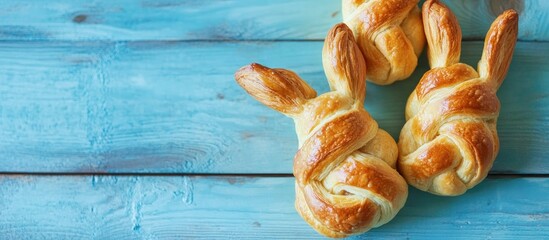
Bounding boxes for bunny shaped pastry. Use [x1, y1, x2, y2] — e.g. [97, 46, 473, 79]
[236, 24, 407, 237]
[398, 0, 518, 196]
[343, 0, 425, 85]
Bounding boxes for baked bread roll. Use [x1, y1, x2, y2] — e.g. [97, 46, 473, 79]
[342, 0, 425, 85]
[398, 0, 518, 196]
[236, 24, 407, 237]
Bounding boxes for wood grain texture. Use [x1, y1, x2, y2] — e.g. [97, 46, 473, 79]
[0, 175, 547, 239]
[0, 0, 338, 41]
[0, 41, 547, 174]
[447, 0, 549, 41]
[0, 0, 546, 41]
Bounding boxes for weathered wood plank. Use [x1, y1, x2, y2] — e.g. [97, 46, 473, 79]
[0, 0, 546, 41]
[0, 41, 547, 174]
[0, 0, 338, 41]
[447, 0, 549, 41]
[0, 175, 547, 239]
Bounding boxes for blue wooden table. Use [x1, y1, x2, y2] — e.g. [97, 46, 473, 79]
[0, 0, 548, 239]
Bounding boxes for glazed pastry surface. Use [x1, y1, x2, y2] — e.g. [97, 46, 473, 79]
[398, 0, 518, 196]
[236, 24, 407, 237]
[342, 0, 425, 85]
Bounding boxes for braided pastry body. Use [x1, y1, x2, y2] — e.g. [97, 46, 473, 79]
[398, 0, 518, 196]
[343, 0, 425, 85]
[236, 24, 407, 237]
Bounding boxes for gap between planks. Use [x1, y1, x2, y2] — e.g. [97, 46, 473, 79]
[0, 39, 543, 43]
[0, 172, 547, 178]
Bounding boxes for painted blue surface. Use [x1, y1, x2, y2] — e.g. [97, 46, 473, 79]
[0, 176, 547, 239]
[0, 41, 547, 174]
[0, 0, 547, 238]
[0, 0, 546, 41]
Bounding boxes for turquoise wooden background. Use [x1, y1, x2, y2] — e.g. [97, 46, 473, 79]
[0, 0, 547, 238]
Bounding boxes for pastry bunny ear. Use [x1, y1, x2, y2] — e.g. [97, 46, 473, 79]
[478, 10, 519, 90]
[322, 23, 367, 101]
[422, 0, 462, 68]
[235, 63, 317, 115]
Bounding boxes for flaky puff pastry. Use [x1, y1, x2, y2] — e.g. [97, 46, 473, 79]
[235, 24, 407, 238]
[343, 0, 425, 85]
[398, 0, 518, 196]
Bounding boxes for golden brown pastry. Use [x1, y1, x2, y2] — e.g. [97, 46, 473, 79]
[342, 0, 425, 85]
[235, 24, 407, 238]
[398, 0, 518, 196]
